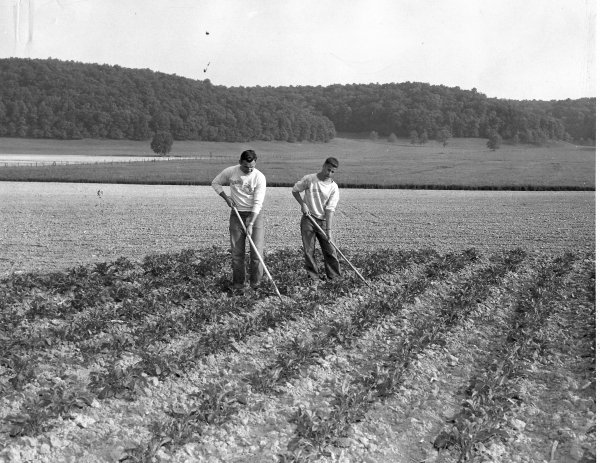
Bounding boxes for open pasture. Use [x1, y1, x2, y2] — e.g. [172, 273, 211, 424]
[0, 182, 594, 276]
[0, 137, 594, 189]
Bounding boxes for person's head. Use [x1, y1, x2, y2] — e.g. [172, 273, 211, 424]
[239, 149, 257, 174]
[320, 157, 339, 179]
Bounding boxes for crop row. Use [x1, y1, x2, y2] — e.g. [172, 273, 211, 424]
[119, 249, 525, 461]
[0, 247, 230, 323]
[120, 249, 482, 461]
[0, 247, 593, 463]
[278, 249, 527, 461]
[128, 249, 593, 463]
[0, 248, 233, 398]
[0, 248, 434, 439]
[87, 250, 436, 402]
[432, 252, 580, 460]
[249, 249, 480, 394]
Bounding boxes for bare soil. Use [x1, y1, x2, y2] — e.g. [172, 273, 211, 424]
[0, 183, 594, 275]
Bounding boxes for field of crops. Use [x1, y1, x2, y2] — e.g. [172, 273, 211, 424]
[0, 246, 595, 462]
[0, 180, 596, 462]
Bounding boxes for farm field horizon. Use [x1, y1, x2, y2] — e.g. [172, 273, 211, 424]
[0, 136, 595, 189]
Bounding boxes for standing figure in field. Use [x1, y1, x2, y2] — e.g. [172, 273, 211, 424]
[292, 157, 341, 286]
[212, 150, 267, 291]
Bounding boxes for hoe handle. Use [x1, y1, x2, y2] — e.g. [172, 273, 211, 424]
[306, 213, 370, 286]
[232, 207, 283, 301]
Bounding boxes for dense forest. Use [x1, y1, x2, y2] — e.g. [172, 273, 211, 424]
[0, 58, 595, 144]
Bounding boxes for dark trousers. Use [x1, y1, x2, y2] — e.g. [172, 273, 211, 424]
[300, 215, 341, 281]
[229, 210, 264, 287]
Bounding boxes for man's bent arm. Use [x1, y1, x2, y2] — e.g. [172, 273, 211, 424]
[218, 191, 234, 207]
[292, 191, 303, 206]
[325, 210, 334, 238]
[292, 191, 309, 214]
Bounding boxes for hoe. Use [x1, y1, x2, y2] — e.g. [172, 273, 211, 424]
[306, 213, 370, 286]
[232, 206, 284, 301]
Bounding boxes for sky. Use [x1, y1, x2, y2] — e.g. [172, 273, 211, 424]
[0, 0, 596, 101]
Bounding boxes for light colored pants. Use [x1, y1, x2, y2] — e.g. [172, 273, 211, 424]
[229, 210, 264, 287]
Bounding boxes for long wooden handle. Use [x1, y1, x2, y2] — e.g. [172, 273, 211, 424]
[232, 207, 283, 301]
[306, 213, 370, 286]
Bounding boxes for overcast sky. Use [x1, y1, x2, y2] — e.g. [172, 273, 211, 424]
[0, 0, 596, 100]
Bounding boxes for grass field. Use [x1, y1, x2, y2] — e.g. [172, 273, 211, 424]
[0, 137, 594, 189]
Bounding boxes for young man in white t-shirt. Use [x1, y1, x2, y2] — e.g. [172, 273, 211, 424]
[212, 150, 266, 290]
[292, 157, 341, 284]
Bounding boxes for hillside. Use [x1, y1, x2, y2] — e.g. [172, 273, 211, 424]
[0, 58, 595, 144]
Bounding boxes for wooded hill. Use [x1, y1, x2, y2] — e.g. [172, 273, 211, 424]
[0, 58, 595, 144]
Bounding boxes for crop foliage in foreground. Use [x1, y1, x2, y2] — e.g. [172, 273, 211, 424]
[0, 246, 595, 462]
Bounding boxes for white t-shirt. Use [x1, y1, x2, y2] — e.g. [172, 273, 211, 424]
[292, 173, 339, 219]
[211, 165, 266, 213]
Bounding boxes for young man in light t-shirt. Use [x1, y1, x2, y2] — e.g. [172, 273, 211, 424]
[212, 150, 266, 290]
[292, 157, 341, 284]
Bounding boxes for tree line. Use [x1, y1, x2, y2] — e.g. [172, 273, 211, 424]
[306, 83, 595, 145]
[0, 58, 595, 145]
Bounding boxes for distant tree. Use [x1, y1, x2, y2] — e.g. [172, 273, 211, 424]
[151, 131, 173, 156]
[419, 130, 428, 145]
[410, 130, 419, 144]
[486, 131, 502, 151]
[435, 128, 451, 146]
[369, 130, 379, 141]
[387, 132, 398, 143]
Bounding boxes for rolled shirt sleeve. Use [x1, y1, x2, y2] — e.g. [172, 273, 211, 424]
[292, 175, 310, 193]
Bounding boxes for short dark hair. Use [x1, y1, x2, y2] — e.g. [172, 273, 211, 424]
[240, 149, 257, 163]
[324, 157, 339, 168]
